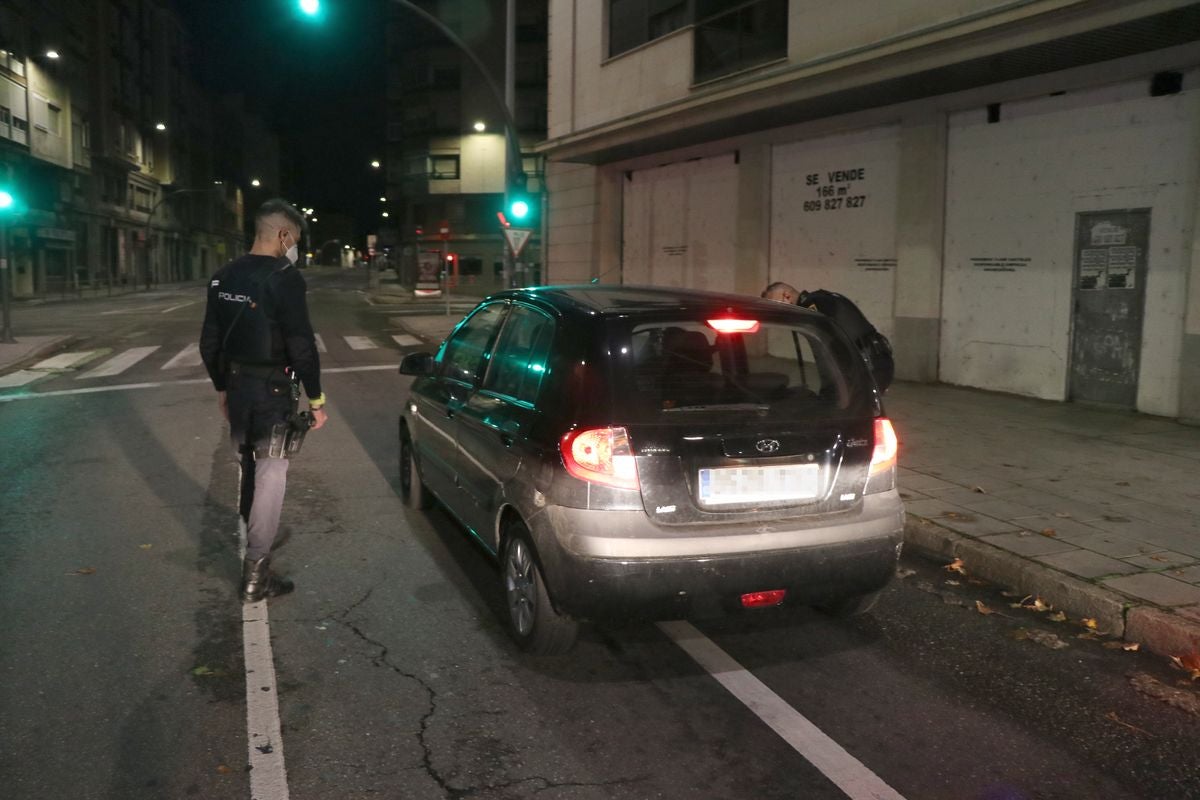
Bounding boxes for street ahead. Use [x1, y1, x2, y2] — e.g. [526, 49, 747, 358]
[1, 269, 1198, 800]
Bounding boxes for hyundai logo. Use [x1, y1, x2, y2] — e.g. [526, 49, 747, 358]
[755, 439, 781, 454]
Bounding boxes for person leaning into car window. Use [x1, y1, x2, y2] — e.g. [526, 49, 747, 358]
[199, 198, 328, 603]
[762, 281, 894, 392]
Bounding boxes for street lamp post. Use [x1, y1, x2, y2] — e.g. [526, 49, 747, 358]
[0, 215, 12, 343]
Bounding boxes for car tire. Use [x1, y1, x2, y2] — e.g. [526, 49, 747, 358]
[501, 522, 578, 655]
[399, 423, 431, 510]
[815, 589, 882, 618]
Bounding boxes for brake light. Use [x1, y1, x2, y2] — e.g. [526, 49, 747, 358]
[561, 427, 640, 491]
[741, 590, 787, 608]
[869, 418, 898, 476]
[706, 318, 760, 334]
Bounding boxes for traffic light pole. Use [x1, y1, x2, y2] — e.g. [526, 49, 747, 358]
[0, 218, 13, 343]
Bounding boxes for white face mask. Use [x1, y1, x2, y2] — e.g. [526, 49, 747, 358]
[282, 232, 299, 265]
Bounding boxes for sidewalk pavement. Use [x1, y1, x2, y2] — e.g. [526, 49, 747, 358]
[391, 310, 1200, 663]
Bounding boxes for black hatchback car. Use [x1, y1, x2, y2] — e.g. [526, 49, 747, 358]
[398, 285, 904, 653]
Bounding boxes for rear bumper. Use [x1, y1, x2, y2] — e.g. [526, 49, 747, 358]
[529, 491, 905, 620]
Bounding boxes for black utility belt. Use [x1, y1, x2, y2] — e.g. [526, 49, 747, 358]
[228, 361, 288, 379]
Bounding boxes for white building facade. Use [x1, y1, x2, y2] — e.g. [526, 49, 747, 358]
[539, 0, 1200, 422]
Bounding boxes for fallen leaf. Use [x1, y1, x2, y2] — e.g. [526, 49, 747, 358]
[1149, 554, 1168, 562]
[1082, 618, 1099, 630]
[1123, 643, 1141, 652]
[967, 577, 989, 586]
[66, 567, 96, 576]
[975, 600, 996, 615]
[944, 558, 967, 575]
[1129, 672, 1200, 716]
[1169, 652, 1200, 680]
[944, 579, 961, 586]
[895, 567, 916, 579]
[972, 486, 987, 494]
[1077, 631, 1100, 640]
[1104, 711, 1153, 736]
[1039, 528, 1057, 537]
[216, 765, 233, 775]
[1012, 627, 1069, 649]
[1048, 611, 1068, 622]
[139, 544, 153, 550]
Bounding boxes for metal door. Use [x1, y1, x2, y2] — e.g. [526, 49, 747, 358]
[1068, 209, 1150, 408]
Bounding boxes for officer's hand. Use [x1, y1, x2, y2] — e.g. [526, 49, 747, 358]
[310, 406, 328, 430]
[217, 390, 228, 422]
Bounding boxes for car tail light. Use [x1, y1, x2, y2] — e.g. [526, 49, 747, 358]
[707, 318, 760, 334]
[561, 427, 639, 491]
[864, 417, 898, 494]
[741, 589, 787, 608]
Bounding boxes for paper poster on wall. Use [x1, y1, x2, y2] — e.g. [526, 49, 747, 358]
[1078, 248, 1108, 290]
[1105, 245, 1138, 289]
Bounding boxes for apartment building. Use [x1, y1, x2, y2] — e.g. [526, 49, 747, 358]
[0, 0, 274, 298]
[541, 0, 1200, 421]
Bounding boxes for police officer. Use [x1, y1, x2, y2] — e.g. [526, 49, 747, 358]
[200, 199, 328, 602]
[762, 281, 894, 392]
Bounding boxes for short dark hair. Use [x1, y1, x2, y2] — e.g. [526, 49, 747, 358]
[762, 281, 793, 298]
[255, 198, 307, 239]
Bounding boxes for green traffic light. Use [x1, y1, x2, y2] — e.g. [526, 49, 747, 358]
[509, 199, 530, 220]
[299, 0, 320, 17]
[0, 190, 13, 211]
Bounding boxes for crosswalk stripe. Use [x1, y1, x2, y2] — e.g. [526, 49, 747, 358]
[0, 370, 44, 389]
[315, 334, 327, 353]
[161, 343, 203, 369]
[344, 336, 377, 351]
[33, 351, 100, 370]
[392, 334, 421, 347]
[77, 346, 161, 380]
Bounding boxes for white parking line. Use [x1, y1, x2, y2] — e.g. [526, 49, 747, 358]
[392, 334, 421, 347]
[657, 621, 906, 800]
[161, 343, 203, 369]
[344, 336, 377, 351]
[160, 301, 196, 314]
[314, 334, 327, 353]
[77, 346, 161, 379]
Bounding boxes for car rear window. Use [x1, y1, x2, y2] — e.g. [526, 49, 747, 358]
[607, 313, 876, 423]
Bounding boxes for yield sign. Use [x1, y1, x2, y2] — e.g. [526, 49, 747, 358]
[503, 227, 533, 258]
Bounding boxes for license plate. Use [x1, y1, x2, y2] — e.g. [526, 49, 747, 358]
[698, 463, 820, 506]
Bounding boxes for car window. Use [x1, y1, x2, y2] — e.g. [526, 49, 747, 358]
[482, 304, 555, 405]
[611, 315, 873, 422]
[438, 302, 508, 385]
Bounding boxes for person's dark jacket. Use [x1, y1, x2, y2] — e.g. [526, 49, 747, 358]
[199, 254, 322, 398]
[797, 289, 893, 392]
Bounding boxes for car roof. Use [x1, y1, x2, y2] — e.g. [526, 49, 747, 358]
[487, 284, 815, 320]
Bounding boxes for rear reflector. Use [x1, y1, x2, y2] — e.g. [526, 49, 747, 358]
[741, 589, 787, 608]
[869, 418, 898, 476]
[707, 318, 760, 334]
[561, 427, 640, 491]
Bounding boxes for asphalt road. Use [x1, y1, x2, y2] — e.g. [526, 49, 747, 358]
[1, 269, 1197, 800]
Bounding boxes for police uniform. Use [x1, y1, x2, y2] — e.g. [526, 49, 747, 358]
[797, 289, 894, 392]
[199, 253, 323, 601]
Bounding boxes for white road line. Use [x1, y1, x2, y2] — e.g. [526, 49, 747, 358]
[77, 346, 161, 379]
[238, 526, 290, 799]
[344, 336, 377, 351]
[314, 334, 327, 353]
[0, 366, 392, 402]
[657, 621, 906, 800]
[33, 351, 100, 370]
[0, 370, 44, 389]
[160, 301, 196, 314]
[392, 334, 421, 347]
[161, 343, 203, 369]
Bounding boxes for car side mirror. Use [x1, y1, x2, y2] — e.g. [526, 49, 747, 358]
[399, 352, 435, 376]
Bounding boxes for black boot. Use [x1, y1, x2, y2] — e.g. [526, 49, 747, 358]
[241, 555, 294, 603]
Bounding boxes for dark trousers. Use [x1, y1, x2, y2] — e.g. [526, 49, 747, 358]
[227, 365, 293, 561]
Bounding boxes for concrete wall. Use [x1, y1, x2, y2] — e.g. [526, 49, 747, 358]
[941, 75, 1200, 415]
[544, 161, 603, 284]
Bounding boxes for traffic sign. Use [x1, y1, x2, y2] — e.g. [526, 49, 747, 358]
[503, 227, 533, 258]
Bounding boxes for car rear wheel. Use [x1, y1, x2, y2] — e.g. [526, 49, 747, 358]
[502, 523, 578, 655]
[815, 589, 882, 618]
[399, 423, 431, 510]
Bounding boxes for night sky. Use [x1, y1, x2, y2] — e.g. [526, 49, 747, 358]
[174, 0, 388, 243]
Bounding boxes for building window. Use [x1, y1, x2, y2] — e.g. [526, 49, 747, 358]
[609, 0, 689, 58]
[693, 0, 788, 84]
[430, 155, 459, 180]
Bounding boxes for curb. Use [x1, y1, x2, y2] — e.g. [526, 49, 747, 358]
[0, 335, 81, 375]
[903, 514, 1200, 660]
